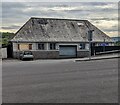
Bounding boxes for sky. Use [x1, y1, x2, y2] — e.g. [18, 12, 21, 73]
[2, 0, 120, 2]
[1, 1, 119, 37]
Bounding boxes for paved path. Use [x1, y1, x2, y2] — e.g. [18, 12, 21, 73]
[76, 53, 119, 61]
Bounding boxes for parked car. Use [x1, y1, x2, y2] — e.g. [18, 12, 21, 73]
[19, 51, 34, 60]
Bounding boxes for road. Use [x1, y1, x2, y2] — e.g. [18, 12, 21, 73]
[2, 58, 118, 103]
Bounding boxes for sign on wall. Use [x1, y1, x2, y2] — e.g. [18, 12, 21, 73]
[99, 43, 109, 46]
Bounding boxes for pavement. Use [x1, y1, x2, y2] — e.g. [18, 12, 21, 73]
[75, 53, 120, 62]
[2, 53, 120, 63]
[2, 57, 118, 103]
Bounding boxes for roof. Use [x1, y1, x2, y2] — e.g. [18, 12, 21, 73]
[11, 17, 113, 42]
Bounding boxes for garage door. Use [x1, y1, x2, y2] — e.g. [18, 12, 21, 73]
[59, 45, 77, 57]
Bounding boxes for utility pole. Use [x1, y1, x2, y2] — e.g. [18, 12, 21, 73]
[84, 21, 94, 60]
[89, 40, 91, 60]
[88, 30, 94, 60]
[103, 38, 106, 52]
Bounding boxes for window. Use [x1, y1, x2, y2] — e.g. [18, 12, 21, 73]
[49, 43, 56, 50]
[38, 43, 44, 50]
[19, 44, 29, 50]
[18, 44, 20, 50]
[29, 44, 32, 50]
[79, 43, 85, 49]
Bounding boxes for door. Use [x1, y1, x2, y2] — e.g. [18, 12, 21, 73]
[59, 45, 77, 57]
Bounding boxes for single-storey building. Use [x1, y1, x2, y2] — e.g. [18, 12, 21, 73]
[11, 17, 113, 59]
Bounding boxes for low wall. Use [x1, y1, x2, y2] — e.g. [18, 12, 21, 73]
[77, 51, 89, 58]
[1, 48, 7, 59]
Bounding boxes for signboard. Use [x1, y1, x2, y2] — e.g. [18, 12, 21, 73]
[99, 43, 109, 46]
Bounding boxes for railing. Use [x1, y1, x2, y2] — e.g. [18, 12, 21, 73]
[95, 50, 120, 55]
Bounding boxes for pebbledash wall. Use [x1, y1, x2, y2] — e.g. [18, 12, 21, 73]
[12, 42, 90, 59]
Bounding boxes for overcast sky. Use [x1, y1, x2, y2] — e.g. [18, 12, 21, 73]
[1, 1, 119, 37]
[2, 0, 120, 2]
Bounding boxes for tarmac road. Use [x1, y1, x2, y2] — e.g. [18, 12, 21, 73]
[2, 58, 118, 103]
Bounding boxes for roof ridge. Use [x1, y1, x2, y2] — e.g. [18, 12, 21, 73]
[30, 17, 88, 21]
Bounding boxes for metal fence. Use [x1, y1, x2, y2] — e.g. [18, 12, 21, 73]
[91, 46, 120, 55]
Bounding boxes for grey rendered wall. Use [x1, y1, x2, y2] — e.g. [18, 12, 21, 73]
[32, 51, 59, 59]
[13, 51, 20, 59]
[13, 51, 59, 59]
[32, 50, 89, 59]
[13, 50, 89, 59]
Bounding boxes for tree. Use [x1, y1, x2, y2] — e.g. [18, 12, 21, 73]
[115, 41, 120, 46]
[1, 32, 15, 47]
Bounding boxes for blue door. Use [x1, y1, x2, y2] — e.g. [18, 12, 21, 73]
[59, 45, 77, 57]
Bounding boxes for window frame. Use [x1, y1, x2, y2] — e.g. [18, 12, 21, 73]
[17, 44, 20, 50]
[38, 43, 45, 50]
[49, 43, 56, 50]
[29, 44, 32, 50]
[79, 43, 85, 49]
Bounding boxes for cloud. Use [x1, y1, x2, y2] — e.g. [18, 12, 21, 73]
[2, 0, 120, 2]
[1, 2, 118, 37]
[90, 19, 118, 37]
[2, 25, 20, 30]
[91, 17, 118, 21]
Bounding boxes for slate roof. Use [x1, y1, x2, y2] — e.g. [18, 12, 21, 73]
[11, 17, 113, 42]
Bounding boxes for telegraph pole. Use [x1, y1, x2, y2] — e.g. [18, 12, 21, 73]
[89, 40, 91, 60]
[88, 30, 94, 60]
[103, 38, 106, 52]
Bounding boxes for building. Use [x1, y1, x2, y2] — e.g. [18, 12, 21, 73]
[111, 37, 120, 42]
[11, 17, 113, 59]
